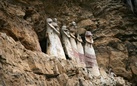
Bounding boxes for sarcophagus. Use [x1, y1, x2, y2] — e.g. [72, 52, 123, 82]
[69, 24, 80, 64]
[46, 18, 66, 59]
[61, 25, 74, 60]
[84, 31, 100, 76]
[77, 35, 86, 67]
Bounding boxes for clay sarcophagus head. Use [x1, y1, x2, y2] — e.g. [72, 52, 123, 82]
[85, 31, 93, 44]
[47, 18, 60, 34]
[69, 21, 77, 38]
[62, 25, 71, 38]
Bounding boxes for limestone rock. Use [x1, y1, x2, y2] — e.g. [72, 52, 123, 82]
[66, 78, 79, 86]
[57, 73, 69, 86]
[130, 56, 137, 75]
[7, 5, 25, 17]
[77, 19, 96, 29]
[79, 78, 93, 86]
[0, 0, 136, 85]
[91, 0, 137, 83]
[115, 77, 126, 86]
[77, 28, 86, 35]
[0, 2, 41, 51]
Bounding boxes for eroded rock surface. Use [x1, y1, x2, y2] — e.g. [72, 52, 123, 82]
[0, 0, 137, 85]
[0, 0, 41, 51]
[0, 32, 131, 86]
[90, 0, 137, 83]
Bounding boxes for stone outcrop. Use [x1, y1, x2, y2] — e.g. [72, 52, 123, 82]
[0, 0, 41, 51]
[0, 32, 130, 86]
[90, 0, 137, 84]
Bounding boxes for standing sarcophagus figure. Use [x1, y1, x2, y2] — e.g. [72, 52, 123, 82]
[76, 35, 86, 67]
[69, 22, 80, 64]
[61, 25, 75, 60]
[84, 31, 100, 76]
[46, 18, 66, 59]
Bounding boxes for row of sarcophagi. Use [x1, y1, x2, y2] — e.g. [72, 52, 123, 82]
[45, 18, 100, 76]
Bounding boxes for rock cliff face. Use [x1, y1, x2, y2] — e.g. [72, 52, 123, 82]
[90, 0, 137, 83]
[0, 0, 137, 85]
[0, 32, 130, 86]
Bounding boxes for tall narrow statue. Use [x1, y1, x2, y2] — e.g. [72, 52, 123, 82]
[46, 18, 66, 59]
[84, 31, 100, 76]
[61, 25, 74, 60]
[77, 35, 86, 67]
[69, 22, 80, 64]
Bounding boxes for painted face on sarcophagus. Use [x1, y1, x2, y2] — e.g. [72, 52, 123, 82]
[52, 22, 59, 31]
[47, 18, 60, 34]
[69, 21, 77, 37]
[47, 18, 53, 23]
[85, 31, 93, 36]
[85, 31, 93, 44]
[62, 25, 70, 38]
